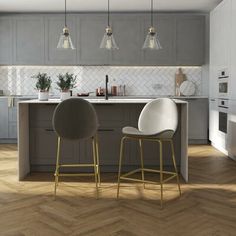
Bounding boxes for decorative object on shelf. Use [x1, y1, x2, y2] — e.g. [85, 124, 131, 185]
[143, 0, 162, 50]
[100, 0, 119, 50]
[180, 80, 196, 96]
[57, 0, 75, 50]
[175, 68, 186, 96]
[32, 73, 52, 101]
[56, 72, 77, 100]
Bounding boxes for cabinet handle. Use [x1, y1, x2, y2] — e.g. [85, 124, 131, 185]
[45, 128, 54, 132]
[210, 99, 216, 101]
[98, 128, 114, 132]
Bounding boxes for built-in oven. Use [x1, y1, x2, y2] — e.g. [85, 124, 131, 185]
[218, 69, 229, 98]
[218, 99, 228, 134]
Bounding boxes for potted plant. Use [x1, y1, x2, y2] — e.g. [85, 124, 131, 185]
[32, 73, 52, 101]
[56, 72, 77, 100]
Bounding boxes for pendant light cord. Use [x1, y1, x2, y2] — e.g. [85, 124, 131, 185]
[108, 0, 110, 26]
[151, 0, 153, 27]
[65, 0, 67, 27]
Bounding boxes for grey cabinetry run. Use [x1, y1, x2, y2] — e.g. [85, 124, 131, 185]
[176, 15, 205, 65]
[45, 15, 77, 65]
[13, 15, 45, 65]
[142, 15, 176, 66]
[77, 14, 109, 65]
[0, 16, 13, 64]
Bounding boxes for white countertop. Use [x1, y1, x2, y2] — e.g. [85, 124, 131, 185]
[19, 98, 188, 104]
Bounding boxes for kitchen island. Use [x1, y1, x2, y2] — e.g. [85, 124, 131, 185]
[18, 98, 188, 181]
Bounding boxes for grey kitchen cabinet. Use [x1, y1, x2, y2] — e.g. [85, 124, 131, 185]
[0, 98, 9, 139]
[45, 15, 77, 65]
[180, 98, 208, 143]
[13, 15, 45, 65]
[176, 15, 205, 65]
[77, 14, 109, 65]
[110, 14, 143, 65]
[0, 16, 13, 65]
[142, 15, 176, 66]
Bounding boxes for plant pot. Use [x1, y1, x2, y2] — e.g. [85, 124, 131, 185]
[60, 91, 70, 101]
[38, 91, 49, 101]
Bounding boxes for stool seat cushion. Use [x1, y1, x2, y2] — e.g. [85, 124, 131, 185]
[122, 126, 175, 139]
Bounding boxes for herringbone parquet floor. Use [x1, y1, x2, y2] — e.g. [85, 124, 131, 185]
[0, 144, 236, 236]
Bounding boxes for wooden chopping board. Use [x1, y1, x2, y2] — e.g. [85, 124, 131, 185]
[175, 68, 186, 86]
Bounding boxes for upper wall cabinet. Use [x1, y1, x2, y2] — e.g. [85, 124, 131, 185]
[0, 16, 13, 64]
[13, 15, 45, 65]
[45, 15, 77, 65]
[110, 14, 143, 65]
[142, 15, 176, 66]
[77, 14, 109, 65]
[0, 13, 205, 66]
[176, 15, 205, 65]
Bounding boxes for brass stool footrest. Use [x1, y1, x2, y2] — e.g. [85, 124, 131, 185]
[56, 173, 95, 177]
[120, 168, 178, 185]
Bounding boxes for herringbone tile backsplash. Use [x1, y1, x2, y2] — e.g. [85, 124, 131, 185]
[0, 66, 202, 96]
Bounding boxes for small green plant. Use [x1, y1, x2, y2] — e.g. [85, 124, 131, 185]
[32, 73, 52, 92]
[56, 73, 77, 91]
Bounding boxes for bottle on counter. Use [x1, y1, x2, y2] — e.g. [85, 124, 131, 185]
[118, 84, 126, 96]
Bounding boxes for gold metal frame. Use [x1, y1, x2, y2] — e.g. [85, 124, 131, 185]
[117, 135, 181, 207]
[54, 134, 100, 199]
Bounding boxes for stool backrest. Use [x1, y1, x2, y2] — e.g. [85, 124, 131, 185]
[53, 98, 98, 140]
[138, 98, 178, 137]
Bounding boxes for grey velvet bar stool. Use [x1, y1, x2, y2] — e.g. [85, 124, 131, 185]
[52, 98, 100, 198]
[117, 98, 181, 207]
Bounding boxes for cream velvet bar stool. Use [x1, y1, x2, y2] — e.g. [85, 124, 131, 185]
[52, 98, 100, 198]
[117, 98, 181, 207]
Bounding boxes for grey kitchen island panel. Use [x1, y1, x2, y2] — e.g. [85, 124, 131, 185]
[18, 98, 188, 181]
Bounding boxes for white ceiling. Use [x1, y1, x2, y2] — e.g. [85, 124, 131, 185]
[0, 0, 222, 13]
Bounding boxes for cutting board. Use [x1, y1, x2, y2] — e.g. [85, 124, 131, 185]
[175, 68, 186, 96]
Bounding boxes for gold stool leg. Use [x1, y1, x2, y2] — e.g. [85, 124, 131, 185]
[170, 140, 181, 196]
[117, 136, 126, 198]
[159, 140, 163, 208]
[139, 139, 145, 189]
[92, 137, 99, 199]
[95, 134, 101, 185]
[54, 137, 61, 198]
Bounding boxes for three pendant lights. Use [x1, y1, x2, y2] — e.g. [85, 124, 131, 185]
[57, 0, 162, 50]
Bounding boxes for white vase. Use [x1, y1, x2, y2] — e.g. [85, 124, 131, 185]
[38, 91, 49, 101]
[60, 91, 70, 101]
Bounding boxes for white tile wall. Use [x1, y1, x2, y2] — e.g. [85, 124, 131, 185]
[0, 66, 202, 96]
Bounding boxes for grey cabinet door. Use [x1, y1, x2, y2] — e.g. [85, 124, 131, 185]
[142, 15, 176, 66]
[0, 98, 9, 138]
[13, 15, 45, 65]
[0, 17, 13, 65]
[77, 14, 109, 65]
[45, 15, 77, 65]
[183, 98, 208, 141]
[110, 14, 143, 65]
[176, 16, 205, 65]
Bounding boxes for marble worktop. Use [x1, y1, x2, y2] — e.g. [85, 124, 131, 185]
[19, 98, 188, 104]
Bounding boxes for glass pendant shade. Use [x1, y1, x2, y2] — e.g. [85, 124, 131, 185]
[100, 26, 119, 50]
[57, 27, 75, 49]
[142, 27, 162, 50]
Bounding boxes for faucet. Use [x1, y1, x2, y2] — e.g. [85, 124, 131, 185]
[105, 75, 109, 100]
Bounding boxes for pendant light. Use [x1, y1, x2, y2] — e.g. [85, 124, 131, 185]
[100, 0, 119, 50]
[142, 0, 162, 50]
[57, 0, 75, 49]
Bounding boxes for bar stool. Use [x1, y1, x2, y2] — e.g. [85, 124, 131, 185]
[52, 98, 100, 198]
[117, 98, 181, 207]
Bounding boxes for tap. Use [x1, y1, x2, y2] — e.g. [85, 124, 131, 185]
[105, 75, 109, 100]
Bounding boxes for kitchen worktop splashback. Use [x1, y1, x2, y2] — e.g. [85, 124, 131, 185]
[0, 66, 202, 96]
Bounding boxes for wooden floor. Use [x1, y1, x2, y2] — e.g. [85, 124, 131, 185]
[0, 145, 236, 236]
